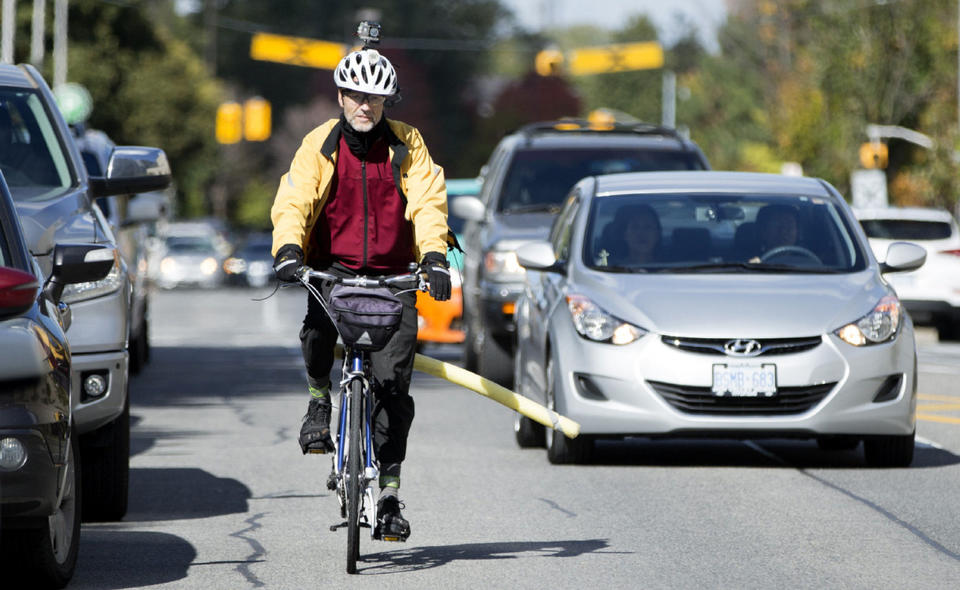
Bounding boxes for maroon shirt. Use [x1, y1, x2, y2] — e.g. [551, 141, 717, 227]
[308, 135, 415, 273]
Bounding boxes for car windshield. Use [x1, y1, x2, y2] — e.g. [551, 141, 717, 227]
[0, 88, 74, 201]
[583, 193, 867, 273]
[497, 148, 704, 213]
[859, 218, 954, 241]
[166, 236, 217, 254]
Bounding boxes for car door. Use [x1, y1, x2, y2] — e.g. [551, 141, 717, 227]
[525, 189, 581, 400]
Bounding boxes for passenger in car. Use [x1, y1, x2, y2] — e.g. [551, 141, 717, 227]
[597, 204, 662, 266]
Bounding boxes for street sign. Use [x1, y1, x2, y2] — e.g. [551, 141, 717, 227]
[53, 82, 93, 124]
[568, 41, 663, 76]
[850, 169, 888, 209]
[250, 32, 346, 70]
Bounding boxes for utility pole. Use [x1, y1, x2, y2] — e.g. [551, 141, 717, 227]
[662, 70, 676, 128]
[1, 0, 14, 64]
[204, 0, 217, 75]
[53, 0, 66, 87]
[30, 0, 44, 66]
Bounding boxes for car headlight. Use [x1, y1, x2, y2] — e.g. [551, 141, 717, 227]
[200, 257, 218, 276]
[566, 294, 646, 345]
[61, 253, 123, 303]
[834, 294, 901, 346]
[223, 257, 247, 274]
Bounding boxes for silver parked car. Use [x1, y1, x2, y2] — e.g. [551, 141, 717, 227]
[514, 171, 925, 466]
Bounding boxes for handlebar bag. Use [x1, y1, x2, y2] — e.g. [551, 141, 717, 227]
[329, 285, 404, 351]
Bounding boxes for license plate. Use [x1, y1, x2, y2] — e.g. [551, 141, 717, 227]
[712, 364, 777, 397]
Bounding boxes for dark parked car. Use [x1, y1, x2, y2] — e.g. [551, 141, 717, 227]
[0, 171, 116, 588]
[453, 119, 710, 385]
[223, 232, 275, 288]
[0, 63, 171, 521]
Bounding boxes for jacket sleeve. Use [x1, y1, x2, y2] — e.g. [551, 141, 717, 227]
[403, 128, 448, 258]
[270, 128, 326, 257]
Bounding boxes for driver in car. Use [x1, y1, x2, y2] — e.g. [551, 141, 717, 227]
[750, 204, 799, 262]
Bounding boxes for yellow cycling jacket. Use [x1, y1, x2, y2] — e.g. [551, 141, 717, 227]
[271, 118, 449, 262]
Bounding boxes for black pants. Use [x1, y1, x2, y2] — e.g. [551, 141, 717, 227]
[300, 267, 418, 476]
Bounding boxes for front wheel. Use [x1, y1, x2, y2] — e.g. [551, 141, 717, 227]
[863, 432, 914, 467]
[81, 391, 130, 521]
[345, 380, 363, 574]
[1, 428, 81, 589]
[544, 356, 592, 464]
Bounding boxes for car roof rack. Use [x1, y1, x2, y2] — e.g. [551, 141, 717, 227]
[516, 119, 683, 141]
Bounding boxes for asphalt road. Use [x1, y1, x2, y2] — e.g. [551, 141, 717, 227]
[69, 287, 960, 589]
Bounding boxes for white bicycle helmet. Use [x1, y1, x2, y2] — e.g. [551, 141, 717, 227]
[334, 49, 398, 96]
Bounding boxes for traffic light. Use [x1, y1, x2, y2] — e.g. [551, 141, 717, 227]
[535, 47, 564, 76]
[859, 142, 889, 169]
[216, 102, 243, 144]
[244, 98, 271, 142]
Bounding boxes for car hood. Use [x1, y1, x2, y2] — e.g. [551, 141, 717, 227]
[572, 270, 891, 338]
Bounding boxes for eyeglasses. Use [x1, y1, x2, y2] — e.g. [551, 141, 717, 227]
[342, 90, 386, 106]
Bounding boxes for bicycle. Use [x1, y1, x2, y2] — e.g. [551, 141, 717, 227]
[297, 264, 426, 574]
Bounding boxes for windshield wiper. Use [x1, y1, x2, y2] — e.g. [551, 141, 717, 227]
[500, 204, 562, 214]
[659, 262, 846, 274]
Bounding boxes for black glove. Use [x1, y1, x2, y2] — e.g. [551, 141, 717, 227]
[421, 251, 451, 301]
[273, 244, 304, 283]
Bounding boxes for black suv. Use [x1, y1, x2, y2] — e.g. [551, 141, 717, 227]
[452, 120, 710, 386]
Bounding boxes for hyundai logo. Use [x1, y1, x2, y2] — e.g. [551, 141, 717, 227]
[724, 339, 763, 357]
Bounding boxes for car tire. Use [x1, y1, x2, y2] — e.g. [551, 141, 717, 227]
[478, 327, 514, 388]
[816, 435, 860, 451]
[936, 316, 960, 342]
[463, 314, 479, 373]
[544, 356, 591, 464]
[1, 428, 81, 589]
[81, 393, 130, 521]
[515, 414, 545, 448]
[129, 326, 145, 375]
[863, 431, 914, 468]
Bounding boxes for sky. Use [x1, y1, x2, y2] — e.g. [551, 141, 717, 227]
[500, 0, 728, 50]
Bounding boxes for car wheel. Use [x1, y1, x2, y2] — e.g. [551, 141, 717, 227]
[816, 435, 860, 451]
[478, 326, 513, 388]
[863, 431, 914, 468]
[513, 341, 544, 448]
[129, 326, 145, 375]
[81, 392, 130, 521]
[936, 316, 960, 342]
[463, 314, 479, 373]
[0, 429, 81, 589]
[544, 356, 591, 464]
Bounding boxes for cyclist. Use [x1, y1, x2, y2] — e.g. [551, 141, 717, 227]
[271, 46, 451, 541]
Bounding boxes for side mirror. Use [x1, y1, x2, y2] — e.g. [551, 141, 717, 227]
[879, 241, 926, 274]
[0, 266, 40, 319]
[44, 243, 117, 302]
[90, 146, 172, 197]
[516, 241, 562, 273]
[451, 196, 486, 222]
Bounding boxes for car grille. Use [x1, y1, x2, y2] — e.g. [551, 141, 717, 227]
[660, 335, 822, 356]
[647, 381, 836, 415]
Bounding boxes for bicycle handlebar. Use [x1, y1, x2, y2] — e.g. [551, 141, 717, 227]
[296, 265, 427, 291]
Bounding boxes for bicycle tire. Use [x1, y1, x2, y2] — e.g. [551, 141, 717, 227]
[345, 379, 363, 574]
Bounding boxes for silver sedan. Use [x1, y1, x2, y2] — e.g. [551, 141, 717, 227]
[513, 171, 926, 466]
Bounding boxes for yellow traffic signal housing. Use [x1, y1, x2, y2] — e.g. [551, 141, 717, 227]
[216, 102, 243, 144]
[535, 48, 564, 76]
[859, 142, 888, 169]
[244, 98, 272, 142]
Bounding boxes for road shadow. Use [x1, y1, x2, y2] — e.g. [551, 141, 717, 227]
[125, 467, 250, 521]
[359, 538, 618, 574]
[576, 437, 960, 469]
[130, 345, 305, 407]
[71, 530, 196, 589]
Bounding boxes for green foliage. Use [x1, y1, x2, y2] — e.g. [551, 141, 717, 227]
[234, 178, 276, 230]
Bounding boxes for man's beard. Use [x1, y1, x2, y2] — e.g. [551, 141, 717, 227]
[346, 110, 377, 132]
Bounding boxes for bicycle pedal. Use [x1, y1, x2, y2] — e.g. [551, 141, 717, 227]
[330, 521, 347, 532]
[378, 535, 405, 543]
[307, 448, 330, 455]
